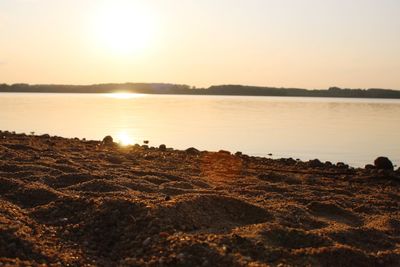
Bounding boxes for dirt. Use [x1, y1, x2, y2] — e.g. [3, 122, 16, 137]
[0, 131, 399, 266]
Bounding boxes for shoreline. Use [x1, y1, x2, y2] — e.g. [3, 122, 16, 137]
[3, 91, 400, 101]
[1, 131, 399, 266]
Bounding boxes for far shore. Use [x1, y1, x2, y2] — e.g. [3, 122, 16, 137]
[2, 83, 400, 99]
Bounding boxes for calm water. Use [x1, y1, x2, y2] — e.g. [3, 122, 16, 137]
[1, 93, 399, 167]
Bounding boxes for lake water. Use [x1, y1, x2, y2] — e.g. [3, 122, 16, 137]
[1, 93, 399, 167]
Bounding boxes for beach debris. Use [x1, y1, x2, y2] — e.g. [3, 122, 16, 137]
[159, 144, 167, 151]
[185, 147, 200, 155]
[101, 135, 114, 146]
[374, 157, 394, 170]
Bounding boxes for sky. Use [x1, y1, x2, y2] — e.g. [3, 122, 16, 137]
[1, 0, 399, 89]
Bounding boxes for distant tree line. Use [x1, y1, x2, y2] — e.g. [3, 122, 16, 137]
[1, 83, 400, 99]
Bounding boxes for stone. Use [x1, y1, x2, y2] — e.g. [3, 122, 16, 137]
[307, 159, 324, 168]
[336, 162, 349, 169]
[142, 237, 151, 246]
[185, 147, 200, 155]
[235, 151, 242, 156]
[102, 135, 114, 146]
[374, 157, 394, 170]
[365, 164, 375, 170]
[159, 144, 167, 151]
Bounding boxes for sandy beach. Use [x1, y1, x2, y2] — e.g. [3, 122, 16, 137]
[0, 131, 399, 266]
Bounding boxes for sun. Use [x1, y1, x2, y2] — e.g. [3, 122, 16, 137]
[91, 1, 156, 55]
[116, 131, 135, 146]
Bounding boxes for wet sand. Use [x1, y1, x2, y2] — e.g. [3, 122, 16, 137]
[0, 131, 399, 266]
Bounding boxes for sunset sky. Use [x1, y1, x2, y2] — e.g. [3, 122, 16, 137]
[1, 0, 399, 89]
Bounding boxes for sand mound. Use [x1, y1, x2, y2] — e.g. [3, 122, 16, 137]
[157, 194, 271, 231]
[1, 133, 400, 266]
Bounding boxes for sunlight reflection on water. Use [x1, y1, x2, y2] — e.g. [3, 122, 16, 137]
[1, 93, 400, 167]
[105, 92, 147, 99]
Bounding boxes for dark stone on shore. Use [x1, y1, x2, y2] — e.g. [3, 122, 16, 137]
[279, 158, 296, 165]
[159, 144, 167, 151]
[40, 134, 50, 138]
[102, 135, 114, 146]
[374, 157, 394, 170]
[336, 162, 349, 169]
[106, 155, 124, 164]
[307, 159, 324, 168]
[235, 151, 242, 156]
[143, 140, 149, 144]
[218, 150, 231, 155]
[286, 158, 296, 165]
[186, 147, 200, 155]
[365, 164, 375, 170]
[325, 161, 333, 167]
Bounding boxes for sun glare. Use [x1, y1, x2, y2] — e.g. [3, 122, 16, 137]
[91, 1, 156, 55]
[106, 92, 146, 99]
[116, 131, 135, 146]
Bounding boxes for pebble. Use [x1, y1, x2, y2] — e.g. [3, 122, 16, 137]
[202, 259, 209, 266]
[159, 232, 169, 238]
[142, 237, 151, 246]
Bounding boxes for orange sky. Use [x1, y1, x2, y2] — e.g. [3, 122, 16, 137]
[1, 0, 399, 89]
